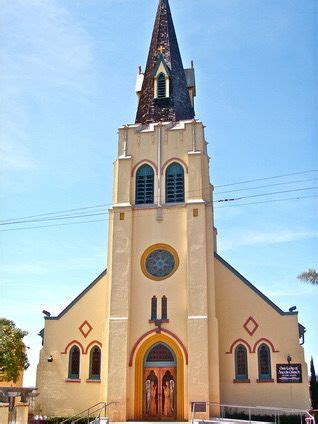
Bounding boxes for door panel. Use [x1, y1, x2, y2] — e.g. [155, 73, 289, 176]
[143, 367, 177, 420]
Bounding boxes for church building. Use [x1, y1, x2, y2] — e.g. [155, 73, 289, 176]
[35, 0, 310, 420]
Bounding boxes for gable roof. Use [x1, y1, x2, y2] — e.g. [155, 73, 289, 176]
[45, 269, 107, 321]
[214, 253, 298, 316]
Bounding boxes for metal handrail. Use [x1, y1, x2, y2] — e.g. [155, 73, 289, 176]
[60, 401, 118, 424]
[191, 401, 316, 424]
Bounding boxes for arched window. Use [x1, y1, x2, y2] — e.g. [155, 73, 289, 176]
[68, 345, 80, 379]
[136, 164, 154, 205]
[157, 73, 166, 98]
[165, 162, 185, 203]
[235, 344, 248, 380]
[151, 296, 157, 321]
[161, 296, 168, 320]
[145, 343, 176, 366]
[258, 344, 271, 380]
[89, 346, 101, 380]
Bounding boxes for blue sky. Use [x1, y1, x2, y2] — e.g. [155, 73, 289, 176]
[1, 0, 317, 386]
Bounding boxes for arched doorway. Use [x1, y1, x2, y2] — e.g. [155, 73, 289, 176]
[143, 343, 176, 420]
[134, 333, 185, 421]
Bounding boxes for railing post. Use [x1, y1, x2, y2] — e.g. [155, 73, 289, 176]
[248, 407, 251, 424]
[104, 402, 106, 418]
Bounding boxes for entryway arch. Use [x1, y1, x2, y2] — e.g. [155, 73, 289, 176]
[134, 333, 185, 420]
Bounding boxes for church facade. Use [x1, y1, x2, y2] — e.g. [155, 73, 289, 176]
[35, 0, 310, 420]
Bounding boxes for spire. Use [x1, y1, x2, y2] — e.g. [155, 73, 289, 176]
[135, 0, 195, 124]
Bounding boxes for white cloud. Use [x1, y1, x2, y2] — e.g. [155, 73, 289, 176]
[219, 229, 318, 251]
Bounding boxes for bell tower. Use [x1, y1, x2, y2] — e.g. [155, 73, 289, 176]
[104, 0, 220, 420]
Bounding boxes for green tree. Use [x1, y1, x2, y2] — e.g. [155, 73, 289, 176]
[0, 318, 29, 383]
[297, 269, 318, 285]
[310, 357, 318, 409]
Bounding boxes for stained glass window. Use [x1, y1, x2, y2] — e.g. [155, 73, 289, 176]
[162, 296, 168, 320]
[68, 346, 80, 379]
[258, 344, 271, 380]
[235, 344, 248, 380]
[146, 344, 174, 362]
[145, 249, 175, 278]
[151, 296, 157, 320]
[89, 346, 101, 380]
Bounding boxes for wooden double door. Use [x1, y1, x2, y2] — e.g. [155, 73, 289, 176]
[143, 367, 177, 420]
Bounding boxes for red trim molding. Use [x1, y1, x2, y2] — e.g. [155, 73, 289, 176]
[161, 158, 188, 174]
[129, 328, 188, 366]
[61, 340, 85, 355]
[78, 320, 93, 338]
[226, 338, 252, 354]
[65, 379, 81, 383]
[252, 338, 279, 353]
[243, 316, 259, 336]
[257, 379, 275, 383]
[131, 160, 158, 177]
[233, 379, 250, 383]
[84, 340, 102, 354]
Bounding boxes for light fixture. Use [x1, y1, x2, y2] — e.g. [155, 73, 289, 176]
[47, 355, 53, 363]
[287, 354, 292, 364]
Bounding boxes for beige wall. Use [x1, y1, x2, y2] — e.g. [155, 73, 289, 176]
[215, 256, 310, 410]
[35, 272, 108, 417]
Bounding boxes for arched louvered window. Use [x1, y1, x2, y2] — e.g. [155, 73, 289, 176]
[136, 164, 154, 205]
[161, 296, 168, 320]
[235, 344, 248, 380]
[258, 344, 271, 380]
[157, 73, 166, 98]
[165, 162, 184, 203]
[68, 345, 80, 379]
[89, 346, 101, 380]
[151, 296, 157, 321]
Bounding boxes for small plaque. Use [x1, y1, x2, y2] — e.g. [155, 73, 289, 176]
[191, 402, 206, 412]
[276, 364, 302, 383]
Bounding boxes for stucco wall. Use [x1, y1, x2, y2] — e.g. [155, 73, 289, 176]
[35, 272, 108, 417]
[215, 255, 310, 410]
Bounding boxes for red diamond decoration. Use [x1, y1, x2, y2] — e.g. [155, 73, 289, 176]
[243, 316, 259, 336]
[79, 320, 93, 338]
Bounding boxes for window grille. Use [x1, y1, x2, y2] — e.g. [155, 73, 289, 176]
[151, 296, 157, 321]
[235, 344, 248, 380]
[87, 346, 101, 380]
[165, 162, 184, 203]
[161, 296, 168, 320]
[146, 343, 174, 362]
[157, 73, 166, 98]
[68, 346, 80, 379]
[258, 344, 271, 380]
[136, 164, 154, 204]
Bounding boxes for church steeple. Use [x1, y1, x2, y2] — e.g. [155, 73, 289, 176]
[135, 0, 195, 124]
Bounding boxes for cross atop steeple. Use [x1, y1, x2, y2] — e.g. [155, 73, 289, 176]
[135, 0, 195, 124]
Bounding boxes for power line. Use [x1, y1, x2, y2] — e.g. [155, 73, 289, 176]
[215, 194, 318, 208]
[1, 170, 317, 225]
[1, 186, 317, 227]
[215, 177, 318, 195]
[214, 186, 318, 202]
[214, 169, 318, 188]
[1, 194, 317, 232]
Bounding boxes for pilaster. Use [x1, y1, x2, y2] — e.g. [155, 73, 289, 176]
[186, 203, 210, 414]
